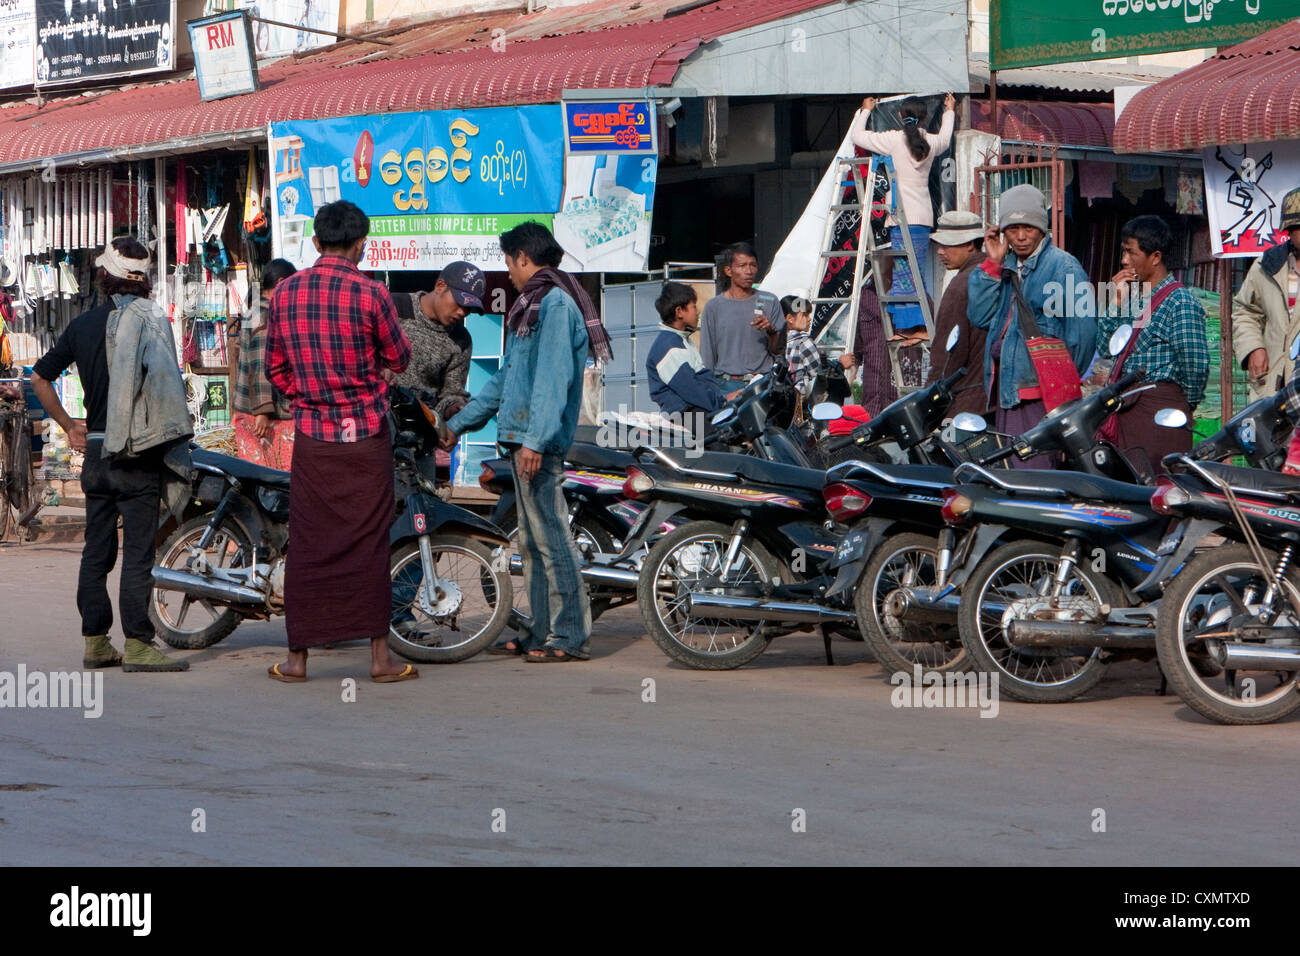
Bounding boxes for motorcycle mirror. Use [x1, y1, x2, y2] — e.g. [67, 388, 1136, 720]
[1154, 408, 1188, 428]
[711, 406, 736, 426]
[811, 402, 843, 422]
[945, 325, 960, 351]
[1108, 324, 1133, 357]
[1290, 334, 1300, 362]
[951, 412, 988, 434]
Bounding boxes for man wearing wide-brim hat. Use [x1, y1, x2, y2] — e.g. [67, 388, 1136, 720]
[1233, 185, 1300, 402]
[924, 210, 990, 418]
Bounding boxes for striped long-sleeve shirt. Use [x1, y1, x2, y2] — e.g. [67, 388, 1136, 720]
[1097, 274, 1210, 407]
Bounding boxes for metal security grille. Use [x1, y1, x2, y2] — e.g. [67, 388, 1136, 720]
[975, 152, 1065, 248]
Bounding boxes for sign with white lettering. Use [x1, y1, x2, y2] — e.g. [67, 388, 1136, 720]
[34, 0, 175, 86]
[188, 10, 259, 101]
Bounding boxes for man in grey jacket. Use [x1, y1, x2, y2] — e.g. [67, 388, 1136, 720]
[31, 237, 192, 673]
[391, 260, 484, 418]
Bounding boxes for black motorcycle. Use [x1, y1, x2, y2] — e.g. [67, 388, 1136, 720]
[149, 387, 514, 663]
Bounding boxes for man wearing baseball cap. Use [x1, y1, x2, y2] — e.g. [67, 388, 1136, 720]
[391, 260, 486, 418]
[924, 210, 989, 418]
[1233, 185, 1300, 402]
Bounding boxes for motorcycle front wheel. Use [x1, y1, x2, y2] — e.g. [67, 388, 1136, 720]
[957, 539, 1118, 703]
[387, 535, 513, 663]
[1155, 543, 1300, 725]
[857, 532, 967, 674]
[637, 520, 778, 670]
[150, 514, 250, 649]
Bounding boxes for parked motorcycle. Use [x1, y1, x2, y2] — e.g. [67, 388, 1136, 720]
[149, 388, 515, 663]
[1150, 451, 1300, 724]
[936, 364, 1290, 702]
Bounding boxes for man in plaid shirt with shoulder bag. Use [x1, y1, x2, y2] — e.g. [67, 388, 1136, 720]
[265, 200, 418, 684]
[1095, 215, 1209, 476]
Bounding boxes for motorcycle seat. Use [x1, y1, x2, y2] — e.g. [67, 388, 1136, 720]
[991, 469, 1153, 505]
[191, 448, 291, 488]
[1195, 462, 1300, 498]
[566, 443, 636, 472]
[831, 461, 954, 489]
[656, 448, 825, 492]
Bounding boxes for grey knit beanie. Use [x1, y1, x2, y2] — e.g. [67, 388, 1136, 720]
[998, 184, 1050, 233]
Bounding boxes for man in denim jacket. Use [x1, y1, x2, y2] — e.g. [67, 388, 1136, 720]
[968, 184, 1097, 466]
[444, 222, 609, 662]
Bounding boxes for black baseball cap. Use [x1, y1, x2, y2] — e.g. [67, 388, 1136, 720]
[440, 260, 486, 311]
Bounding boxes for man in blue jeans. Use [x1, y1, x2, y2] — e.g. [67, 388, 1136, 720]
[441, 222, 611, 661]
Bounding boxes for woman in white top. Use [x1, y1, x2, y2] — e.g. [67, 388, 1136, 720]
[852, 93, 956, 342]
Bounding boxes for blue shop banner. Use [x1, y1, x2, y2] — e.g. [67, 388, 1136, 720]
[564, 102, 654, 155]
[269, 105, 565, 270]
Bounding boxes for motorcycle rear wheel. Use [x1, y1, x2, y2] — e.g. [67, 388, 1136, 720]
[857, 532, 967, 674]
[637, 520, 778, 670]
[1155, 544, 1300, 725]
[957, 539, 1118, 703]
[387, 535, 513, 663]
[150, 515, 250, 649]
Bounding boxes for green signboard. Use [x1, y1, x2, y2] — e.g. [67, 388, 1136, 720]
[990, 0, 1296, 70]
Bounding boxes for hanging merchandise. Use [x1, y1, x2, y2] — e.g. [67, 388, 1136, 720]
[243, 148, 268, 235]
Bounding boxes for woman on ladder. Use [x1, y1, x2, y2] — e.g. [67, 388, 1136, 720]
[852, 92, 955, 346]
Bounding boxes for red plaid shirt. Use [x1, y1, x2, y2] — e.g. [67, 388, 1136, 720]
[265, 255, 411, 443]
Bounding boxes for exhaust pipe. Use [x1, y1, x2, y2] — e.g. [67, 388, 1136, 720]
[1007, 620, 1153, 649]
[1217, 642, 1300, 671]
[152, 567, 266, 606]
[687, 593, 856, 625]
[884, 588, 964, 625]
[581, 565, 639, 587]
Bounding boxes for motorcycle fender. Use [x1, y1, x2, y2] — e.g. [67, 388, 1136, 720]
[947, 522, 1009, 589]
[1134, 518, 1223, 598]
[391, 493, 510, 547]
[617, 500, 685, 560]
[826, 518, 891, 599]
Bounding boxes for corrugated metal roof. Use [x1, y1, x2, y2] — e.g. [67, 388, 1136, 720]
[971, 99, 1114, 150]
[968, 56, 1184, 94]
[0, 0, 839, 166]
[1114, 19, 1300, 153]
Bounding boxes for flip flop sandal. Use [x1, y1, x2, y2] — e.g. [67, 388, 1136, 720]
[524, 646, 589, 663]
[372, 663, 420, 683]
[487, 640, 526, 656]
[268, 663, 306, 683]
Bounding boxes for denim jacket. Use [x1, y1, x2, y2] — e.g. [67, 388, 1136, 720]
[104, 294, 193, 457]
[448, 287, 589, 454]
[967, 238, 1098, 410]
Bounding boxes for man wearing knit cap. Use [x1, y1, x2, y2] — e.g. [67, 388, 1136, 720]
[967, 184, 1097, 466]
[1232, 185, 1300, 402]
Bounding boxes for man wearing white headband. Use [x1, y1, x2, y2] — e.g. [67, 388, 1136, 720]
[31, 236, 192, 673]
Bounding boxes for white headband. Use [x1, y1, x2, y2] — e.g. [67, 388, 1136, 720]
[95, 245, 150, 281]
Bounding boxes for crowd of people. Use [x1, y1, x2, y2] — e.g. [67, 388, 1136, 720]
[24, 154, 1300, 680]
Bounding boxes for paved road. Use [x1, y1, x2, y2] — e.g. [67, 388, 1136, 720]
[1, 540, 1297, 866]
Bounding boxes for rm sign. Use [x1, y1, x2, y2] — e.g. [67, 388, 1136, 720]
[188, 10, 260, 101]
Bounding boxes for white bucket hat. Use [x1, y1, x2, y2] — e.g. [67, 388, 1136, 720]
[932, 210, 985, 246]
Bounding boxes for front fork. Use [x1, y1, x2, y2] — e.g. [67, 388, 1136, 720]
[418, 533, 443, 608]
[720, 519, 750, 584]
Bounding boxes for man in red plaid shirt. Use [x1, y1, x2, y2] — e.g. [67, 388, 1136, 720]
[265, 200, 417, 684]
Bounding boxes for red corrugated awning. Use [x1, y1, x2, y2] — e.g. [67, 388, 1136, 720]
[971, 99, 1114, 150]
[1114, 20, 1300, 154]
[0, 0, 841, 168]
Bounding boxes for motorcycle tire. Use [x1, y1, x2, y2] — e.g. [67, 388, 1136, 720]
[856, 532, 967, 674]
[1154, 543, 1300, 725]
[957, 539, 1120, 703]
[637, 520, 778, 670]
[387, 535, 513, 663]
[149, 514, 251, 649]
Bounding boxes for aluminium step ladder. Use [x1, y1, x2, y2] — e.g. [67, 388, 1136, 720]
[810, 154, 934, 393]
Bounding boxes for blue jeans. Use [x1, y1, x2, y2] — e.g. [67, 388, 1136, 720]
[888, 225, 933, 332]
[515, 451, 591, 654]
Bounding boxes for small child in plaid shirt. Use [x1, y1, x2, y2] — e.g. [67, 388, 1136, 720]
[781, 293, 821, 398]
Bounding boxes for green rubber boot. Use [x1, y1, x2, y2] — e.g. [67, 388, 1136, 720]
[83, 635, 122, 669]
[121, 638, 190, 673]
